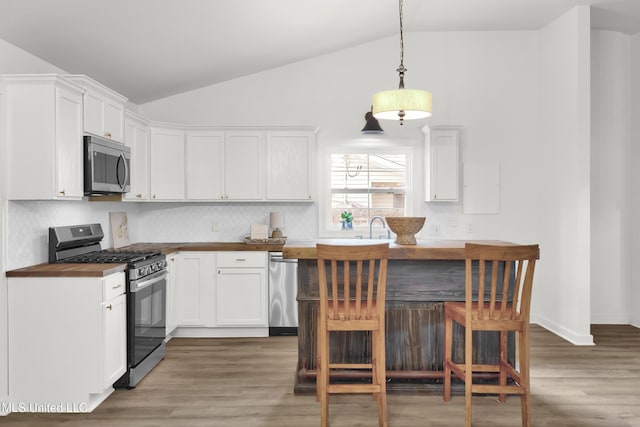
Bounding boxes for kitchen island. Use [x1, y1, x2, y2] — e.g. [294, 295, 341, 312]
[283, 239, 517, 394]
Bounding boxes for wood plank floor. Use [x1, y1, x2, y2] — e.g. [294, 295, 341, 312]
[3, 324, 639, 426]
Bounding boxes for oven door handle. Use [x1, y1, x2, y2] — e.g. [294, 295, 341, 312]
[131, 270, 168, 293]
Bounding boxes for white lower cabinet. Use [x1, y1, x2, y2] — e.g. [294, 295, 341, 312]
[8, 272, 126, 412]
[170, 251, 268, 337]
[216, 252, 268, 327]
[174, 252, 216, 327]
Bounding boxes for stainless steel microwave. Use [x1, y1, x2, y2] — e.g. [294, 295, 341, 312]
[84, 135, 130, 195]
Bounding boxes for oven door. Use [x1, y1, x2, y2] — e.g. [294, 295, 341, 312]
[129, 270, 167, 367]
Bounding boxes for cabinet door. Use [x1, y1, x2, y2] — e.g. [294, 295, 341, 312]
[224, 132, 263, 200]
[265, 131, 313, 200]
[103, 100, 124, 142]
[216, 267, 267, 327]
[150, 127, 185, 200]
[102, 293, 126, 389]
[83, 91, 104, 138]
[185, 131, 224, 200]
[425, 128, 459, 202]
[55, 86, 84, 199]
[123, 117, 150, 201]
[175, 252, 216, 326]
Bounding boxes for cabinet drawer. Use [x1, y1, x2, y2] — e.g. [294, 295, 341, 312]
[217, 251, 267, 268]
[103, 272, 126, 300]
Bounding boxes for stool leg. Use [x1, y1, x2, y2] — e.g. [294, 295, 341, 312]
[464, 324, 472, 427]
[519, 328, 532, 427]
[374, 328, 388, 427]
[443, 311, 453, 402]
[499, 330, 507, 403]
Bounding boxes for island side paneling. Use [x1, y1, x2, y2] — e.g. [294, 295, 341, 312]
[295, 257, 515, 394]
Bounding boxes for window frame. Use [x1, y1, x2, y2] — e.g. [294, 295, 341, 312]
[318, 140, 420, 239]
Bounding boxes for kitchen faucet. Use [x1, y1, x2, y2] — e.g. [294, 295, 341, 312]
[369, 216, 391, 239]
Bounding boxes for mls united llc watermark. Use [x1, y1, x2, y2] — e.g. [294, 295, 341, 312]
[1, 401, 89, 413]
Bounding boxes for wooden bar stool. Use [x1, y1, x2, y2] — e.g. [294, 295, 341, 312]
[316, 242, 389, 427]
[443, 243, 540, 427]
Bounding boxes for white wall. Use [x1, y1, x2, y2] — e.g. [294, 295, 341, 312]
[533, 6, 593, 344]
[141, 31, 540, 242]
[590, 30, 631, 324]
[631, 33, 640, 328]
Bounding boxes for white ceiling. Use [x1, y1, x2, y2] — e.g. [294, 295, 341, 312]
[0, 0, 639, 104]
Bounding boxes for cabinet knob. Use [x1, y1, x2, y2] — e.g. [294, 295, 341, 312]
[106, 304, 113, 310]
[104, 131, 112, 138]
[152, 194, 156, 199]
[59, 189, 65, 196]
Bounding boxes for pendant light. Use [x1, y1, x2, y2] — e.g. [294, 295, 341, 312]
[372, 0, 432, 125]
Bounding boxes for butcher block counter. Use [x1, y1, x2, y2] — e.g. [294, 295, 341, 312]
[6, 242, 283, 277]
[6, 263, 126, 278]
[284, 238, 519, 395]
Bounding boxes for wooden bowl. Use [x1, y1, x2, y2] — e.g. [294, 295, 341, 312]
[385, 217, 426, 245]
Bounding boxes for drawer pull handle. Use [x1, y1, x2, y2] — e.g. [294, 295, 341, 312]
[236, 258, 246, 262]
[112, 284, 122, 289]
[106, 304, 112, 310]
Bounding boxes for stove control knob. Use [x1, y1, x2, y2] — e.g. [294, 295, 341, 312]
[140, 266, 149, 276]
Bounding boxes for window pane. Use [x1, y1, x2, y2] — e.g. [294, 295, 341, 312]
[329, 153, 407, 228]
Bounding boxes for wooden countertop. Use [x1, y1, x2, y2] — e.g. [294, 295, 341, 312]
[6, 263, 126, 278]
[283, 239, 515, 260]
[6, 241, 283, 278]
[121, 241, 284, 254]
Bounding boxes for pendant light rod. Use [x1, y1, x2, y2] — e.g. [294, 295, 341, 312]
[397, 0, 406, 90]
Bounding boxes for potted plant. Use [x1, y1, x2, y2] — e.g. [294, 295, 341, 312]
[340, 211, 353, 230]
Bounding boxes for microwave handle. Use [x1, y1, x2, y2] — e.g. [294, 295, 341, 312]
[117, 153, 129, 191]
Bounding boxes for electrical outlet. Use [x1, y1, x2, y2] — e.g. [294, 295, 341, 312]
[466, 222, 473, 233]
[211, 220, 218, 232]
[428, 224, 441, 236]
[447, 215, 459, 227]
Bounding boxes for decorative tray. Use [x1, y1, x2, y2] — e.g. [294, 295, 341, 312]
[242, 236, 287, 245]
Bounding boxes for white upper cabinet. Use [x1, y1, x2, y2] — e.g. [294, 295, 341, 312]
[150, 125, 185, 201]
[185, 131, 225, 200]
[123, 111, 150, 201]
[224, 131, 264, 200]
[424, 126, 460, 202]
[265, 131, 314, 201]
[65, 75, 127, 143]
[4, 74, 84, 200]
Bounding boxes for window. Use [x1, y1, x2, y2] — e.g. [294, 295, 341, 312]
[328, 152, 409, 233]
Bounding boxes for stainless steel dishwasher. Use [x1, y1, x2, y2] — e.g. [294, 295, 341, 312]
[268, 252, 298, 336]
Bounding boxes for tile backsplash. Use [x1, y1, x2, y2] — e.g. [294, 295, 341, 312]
[6, 200, 317, 270]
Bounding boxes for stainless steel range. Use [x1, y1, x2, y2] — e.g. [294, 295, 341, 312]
[49, 223, 167, 388]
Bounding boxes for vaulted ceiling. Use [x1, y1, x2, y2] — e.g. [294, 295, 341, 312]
[1, 0, 639, 104]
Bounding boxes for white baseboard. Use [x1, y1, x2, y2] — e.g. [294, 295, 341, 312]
[530, 314, 594, 345]
[169, 326, 269, 338]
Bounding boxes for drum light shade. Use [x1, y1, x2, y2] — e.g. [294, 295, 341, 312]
[373, 89, 432, 121]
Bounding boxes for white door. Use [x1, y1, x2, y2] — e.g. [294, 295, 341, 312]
[185, 131, 225, 200]
[102, 293, 127, 389]
[55, 86, 84, 198]
[216, 268, 267, 327]
[150, 127, 185, 200]
[224, 132, 263, 200]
